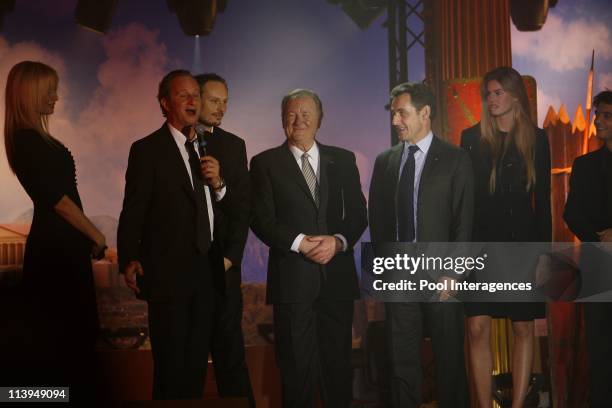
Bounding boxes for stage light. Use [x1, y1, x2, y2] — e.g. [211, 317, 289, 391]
[510, 0, 553, 32]
[75, 0, 118, 34]
[167, 0, 222, 37]
[326, 0, 386, 30]
[0, 0, 15, 32]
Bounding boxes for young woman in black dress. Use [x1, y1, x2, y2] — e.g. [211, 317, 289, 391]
[460, 67, 551, 408]
[4, 61, 106, 397]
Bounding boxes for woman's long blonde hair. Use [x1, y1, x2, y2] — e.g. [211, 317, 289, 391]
[479, 66, 536, 193]
[4, 60, 59, 173]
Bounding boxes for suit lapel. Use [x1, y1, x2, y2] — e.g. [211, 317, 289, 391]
[418, 135, 442, 197]
[279, 142, 319, 208]
[318, 143, 333, 214]
[208, 127, 224, 157]
[388, 143, 404, 191]
[415, 136, 442, 239]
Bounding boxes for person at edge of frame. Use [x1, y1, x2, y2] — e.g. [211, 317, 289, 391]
[564, 90, 612, 408]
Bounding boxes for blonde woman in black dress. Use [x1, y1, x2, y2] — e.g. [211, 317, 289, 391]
[460, 67, 551, 408]
[4, 61, 106, 398]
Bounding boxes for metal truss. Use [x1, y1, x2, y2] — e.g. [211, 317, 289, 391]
[386, 0, 425, 144]
[386, 0, 424, 90]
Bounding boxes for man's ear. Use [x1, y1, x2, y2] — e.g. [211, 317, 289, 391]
[160, 97, 170, 114]
[420, 105, 431, 120]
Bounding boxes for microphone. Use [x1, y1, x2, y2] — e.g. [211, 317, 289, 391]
[194, 123, 209, 157]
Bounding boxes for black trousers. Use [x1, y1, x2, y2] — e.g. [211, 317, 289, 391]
[584, 302, 612, 408]
[147, 254, 213, 400]
[273, 299, 354, 408]
[385, 302, 468, 408]
[210, 267, 255, 407]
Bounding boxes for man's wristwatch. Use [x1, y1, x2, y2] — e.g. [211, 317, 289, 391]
[212, 178, 226, 191]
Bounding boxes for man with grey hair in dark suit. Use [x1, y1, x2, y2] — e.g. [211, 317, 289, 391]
[250, 89, 367, 407]
[368, 82, 473, 408]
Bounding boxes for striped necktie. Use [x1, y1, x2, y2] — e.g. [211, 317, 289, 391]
[301, 152, 319, 207]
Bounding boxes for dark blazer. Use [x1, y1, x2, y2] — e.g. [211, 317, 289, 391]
[564, 148, 612, 408]
[204, 127, 249, 291]
[461, 124, 551, 242]
[564, 147, 612, 242]
[117, 124, 212, 302]
[369, 135, 474, 243]
[250, 141, 368, 304]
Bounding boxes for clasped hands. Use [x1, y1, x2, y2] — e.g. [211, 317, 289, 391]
[299, 235, 342, 265]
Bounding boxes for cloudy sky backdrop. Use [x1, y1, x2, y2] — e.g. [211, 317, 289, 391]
[0, 0, 610, 224]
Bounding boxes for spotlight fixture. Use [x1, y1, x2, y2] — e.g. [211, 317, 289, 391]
[168, 0, 225, 37]
[75, 0, 118, 34]
[0, 0, 15, 32]
[326, 0, 386, 30]
[510, 0, 554, 32]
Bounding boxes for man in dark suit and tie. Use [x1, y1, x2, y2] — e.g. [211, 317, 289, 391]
[250, 89, 367, 407]
[368, 82, 473, 408]
[194, 73, 255, 406]
[118, 70, 224, 399]
[564, 90, 612, 408]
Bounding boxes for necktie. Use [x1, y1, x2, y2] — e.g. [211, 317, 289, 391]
[185, 138, 203, 187]
[301, 152, 319, 207]
[185, 138, 211, 252]
[397, 145, 419, 242]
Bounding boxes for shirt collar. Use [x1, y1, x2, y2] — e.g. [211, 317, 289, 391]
[403, 131, 433, 155]
[168, 122, 195, 145]
[202, 123, 215, 134]
[288, 141, 319, 163]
